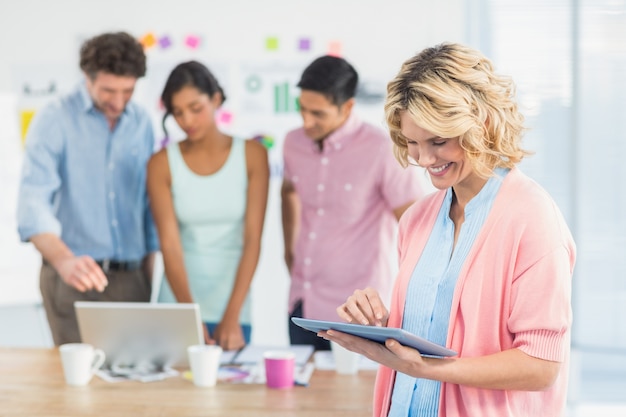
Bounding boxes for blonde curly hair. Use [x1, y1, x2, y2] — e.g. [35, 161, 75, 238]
[385, 43, 530, 178]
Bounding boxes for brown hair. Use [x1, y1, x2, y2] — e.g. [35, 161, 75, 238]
[79, 32, 146, 79]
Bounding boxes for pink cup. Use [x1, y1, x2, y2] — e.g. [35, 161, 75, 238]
[264, 351, 295, 389]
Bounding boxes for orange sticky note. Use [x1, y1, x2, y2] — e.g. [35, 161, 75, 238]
[140, 32, 158, 49]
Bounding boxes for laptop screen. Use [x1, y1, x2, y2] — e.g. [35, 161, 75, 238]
[75, 301, 203, 368]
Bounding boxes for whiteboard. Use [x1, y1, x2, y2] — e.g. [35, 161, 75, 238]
[0, 0, 460, 346]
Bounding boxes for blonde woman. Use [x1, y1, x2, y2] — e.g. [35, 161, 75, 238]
[321, 43, 575, 417]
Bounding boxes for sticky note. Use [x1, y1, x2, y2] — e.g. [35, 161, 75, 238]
[217, 110, 233, 125]
[185, 34, 201, 49]
[328, 40, 342, 57]
[266, 37, 279, 51]
[159, 35, 172, 49]
[20, 109, 36, 144]
[253, 134, 275, 150]
[139, 32, 157, 49]
[159, 136, 170, 149]
[298, 38, 311, 51]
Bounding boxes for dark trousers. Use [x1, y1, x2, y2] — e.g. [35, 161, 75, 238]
[288, 300, 330, 351]
[40, 262, 151, 346]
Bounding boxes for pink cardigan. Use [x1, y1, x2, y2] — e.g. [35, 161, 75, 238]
[373, 168, 576, 417]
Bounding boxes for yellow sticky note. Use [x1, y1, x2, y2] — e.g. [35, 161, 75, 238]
[266, 37, 279, 51]
[20, 109, 36, 145]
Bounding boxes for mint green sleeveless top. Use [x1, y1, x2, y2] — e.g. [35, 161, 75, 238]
[158, 138, 251, 324]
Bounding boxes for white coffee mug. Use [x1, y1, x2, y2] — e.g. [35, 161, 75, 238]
[59, 343, 106, 386]
[187, 344, 222, 387]
[331, 341, 360, 375]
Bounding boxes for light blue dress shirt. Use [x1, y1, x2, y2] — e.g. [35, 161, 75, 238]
[388, 168, 509, 417]
[17, 83, 158, 261]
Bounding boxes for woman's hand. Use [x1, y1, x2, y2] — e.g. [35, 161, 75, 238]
[336, 287, 390, 327]
[320, 329, 427, 377]
[213, 318, 246, 351]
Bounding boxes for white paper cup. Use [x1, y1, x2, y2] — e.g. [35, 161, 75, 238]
[59, 343, 106, 386]
[331, 341, 360, 375]
[187, 344, 222, 387]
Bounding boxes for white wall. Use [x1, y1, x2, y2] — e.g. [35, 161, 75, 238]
[0, 0, 461, 346]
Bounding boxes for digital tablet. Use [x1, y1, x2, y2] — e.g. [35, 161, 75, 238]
[291, 317, 457, 357]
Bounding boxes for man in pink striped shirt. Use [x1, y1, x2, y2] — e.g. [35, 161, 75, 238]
[281, 56, 425, 350]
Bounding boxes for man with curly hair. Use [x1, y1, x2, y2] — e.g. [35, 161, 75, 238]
[17, 32, 158, 345]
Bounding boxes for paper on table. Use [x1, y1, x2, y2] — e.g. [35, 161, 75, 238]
[233, 344, 314, 366]
[220, 349, 239, 365]
[313, 351, 379, 371]
[226, 362, 315, 385]
[96, 367, 179, 383]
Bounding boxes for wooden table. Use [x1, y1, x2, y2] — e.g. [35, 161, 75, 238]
[0, 348, 376, 417]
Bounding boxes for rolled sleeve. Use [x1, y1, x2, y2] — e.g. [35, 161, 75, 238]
[17, 106, 64, 242]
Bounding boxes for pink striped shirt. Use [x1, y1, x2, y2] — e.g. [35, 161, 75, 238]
[283, 114, 425, 321]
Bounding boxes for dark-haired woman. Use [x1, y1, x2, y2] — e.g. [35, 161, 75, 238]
[147, 61, 269, 351]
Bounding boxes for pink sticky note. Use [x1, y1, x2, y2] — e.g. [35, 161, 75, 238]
[185, 35, 201, 49]
[217, 110, 233, 125]
[327, 40, 342, 57]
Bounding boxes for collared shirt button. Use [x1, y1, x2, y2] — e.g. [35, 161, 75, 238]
[108, 163, 114, 170]
[317, 208, 325, 216]
[321, 157, 329, 165]
[309, 232, 316, 240]
[334, 143, 342, 150]
[344, 183, 352, 191]
[303, 281, 312, 290]
[317, 184, 325, 192]
[109, 192, 115, 200]
[304, 257, 312, 265]
[111, 219, 118, 227]
[292, 175, 299, 183]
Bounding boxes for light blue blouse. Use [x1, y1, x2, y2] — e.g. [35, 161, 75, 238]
[388, 168, 509, 417]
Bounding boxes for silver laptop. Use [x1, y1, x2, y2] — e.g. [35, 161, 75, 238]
[75, 301, 203, 368]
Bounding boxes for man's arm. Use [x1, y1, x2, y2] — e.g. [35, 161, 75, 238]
[281, 179, 301, 274]
[17, 105, 107, 292]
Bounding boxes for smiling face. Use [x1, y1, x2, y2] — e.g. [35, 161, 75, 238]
[170, 85, 221, 141]
[85, 71, 137, 123]
[298, 90, 353, 142]
[400, 111, 485, 198]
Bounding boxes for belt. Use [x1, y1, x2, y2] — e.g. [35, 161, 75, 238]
[96, 259, 142, 272]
